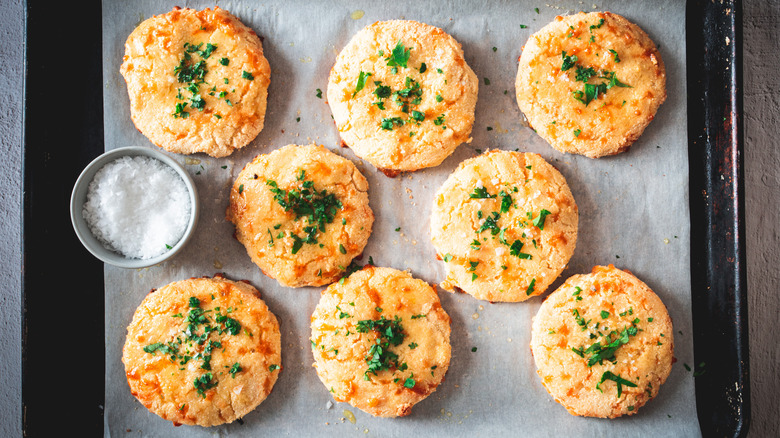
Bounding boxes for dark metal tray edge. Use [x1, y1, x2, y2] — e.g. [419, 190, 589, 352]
[686, 1, 750, 436]
[21, 0, 749, 436]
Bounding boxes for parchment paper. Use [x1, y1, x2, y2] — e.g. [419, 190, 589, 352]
[102, 1, 698, 436]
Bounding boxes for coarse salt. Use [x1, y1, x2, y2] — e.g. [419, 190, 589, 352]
[82, 156, 191, 259]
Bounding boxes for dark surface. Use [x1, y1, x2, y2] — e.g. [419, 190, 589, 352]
[21, 0, 105, 435]
[20, 0, 749, 435]
[687, 0, 750, 437]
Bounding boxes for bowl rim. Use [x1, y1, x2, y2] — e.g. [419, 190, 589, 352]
[70, 146, 200, 269]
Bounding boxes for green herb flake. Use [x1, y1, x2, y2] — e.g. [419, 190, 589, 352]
[532, 209, 551, 230]
[609, 49, 620, 62]
[525, 278, 536, 295]
[601, 310, 610, 319]
[561, 51, 578, 71]
[242, 70, 254, 80]
[574, 129, 582, 137]
[596, 371, 637, 398]
[219, 57, 229, 66]
[268, 364, 281, 372]
[229, 362, 242, 378]
[316, 88, 323, 98]
[443, 253, 453, 263]
[386, 40, 411, 69]
[193, 372, 218, 397]
[353, 71, 372, 97]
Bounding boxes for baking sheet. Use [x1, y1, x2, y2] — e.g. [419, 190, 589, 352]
[102, 0, 698, 436]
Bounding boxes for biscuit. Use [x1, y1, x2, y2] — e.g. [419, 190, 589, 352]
[530, 265, 674, 418]
[430, 150, 578, 302]
[310, 266, 451, 417]
[120, 7, 271, 157]
[227, 144, 374, 288]
[122, 275, 282, 427]
[327, 20, 478, 173]
[515, 12, 666, 158]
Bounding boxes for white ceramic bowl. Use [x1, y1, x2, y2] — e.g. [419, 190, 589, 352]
[70, 146, 199, 268]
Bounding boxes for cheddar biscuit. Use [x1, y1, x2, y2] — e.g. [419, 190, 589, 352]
[310, 266, 451, 417]
[122, 275, 282, 427]
[430, 150, 578, 302]
[227, 144, 374, 288]
[328, 20, 478, 173]
[120, 7, 271, 157]
[515, 12, 666, 158]
[530, 265, 674, 418]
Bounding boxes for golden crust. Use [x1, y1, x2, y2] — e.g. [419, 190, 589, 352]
[430, 150, 578, 302]
[120, 7, 271, 157]
[515, 12, 666, 158]
[310, 266, 451, 417]
[530, 265, 674, 418]
[327, 20, 478, 172]
[122, 275, 282, 427]
[226, 144, 374, 288]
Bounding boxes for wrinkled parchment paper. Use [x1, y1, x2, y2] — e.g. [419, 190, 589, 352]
[103, 1, 699, 436]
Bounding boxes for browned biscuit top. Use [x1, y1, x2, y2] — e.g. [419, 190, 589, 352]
[516, 11, 666, 158]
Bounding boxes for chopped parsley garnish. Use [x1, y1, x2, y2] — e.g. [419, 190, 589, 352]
[574, 129, 582, 137]
[381, 117, 405, 130]
[596, 371, 637, 398]
[443, 253, 453, 262]
[385, 40, 411, 69]
[404, 376, 416, 388]
[219, 57, 229, 66]
[601, 310, 610, 319]
[532, 209, 551, 229]
[268, 364, 281, 372]
[609, 49, 620, 62]
[408, 342, 418, 349]
[575, 65, 597, 83]
[419, 62, 427, 73]
[353, 71, 372, 97]
[433, 114, 446, 127]
[525, 278, 536, 295]
[561, 51, 578, 71]
[316, 88, 323, 98]
[242, 70, 255, 80]
[499, 191, 513, 213]
[266, 172, 342, 254]
[590, 18, 605, 30]
[229, 362, 242, 378]
[469, 186, 496, 199]
[356, 316, 405, 380]
[194, 372, 217, 397]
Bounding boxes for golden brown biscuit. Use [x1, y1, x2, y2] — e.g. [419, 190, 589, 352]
[530, 265, 674, 418]
[327, 20, 478, 173]
[310, 266, 451, 417]
[227, 144, 374, 288]
[430, 150, 578, 302]
[122, 275, 282, 427]
[120, 7, 271, 157]
[515, 12, 666, 158]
